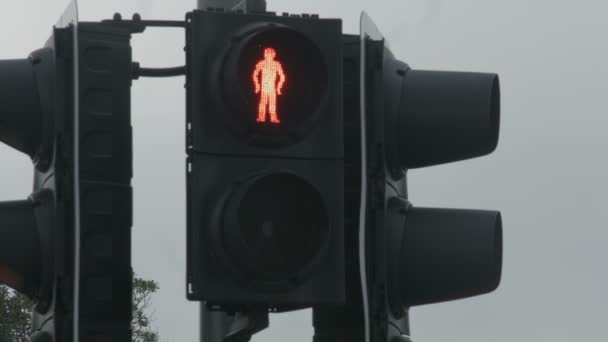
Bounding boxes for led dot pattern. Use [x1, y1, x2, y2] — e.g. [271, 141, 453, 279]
[252, 47, 286, 124]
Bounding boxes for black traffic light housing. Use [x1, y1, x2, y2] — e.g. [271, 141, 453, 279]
[358, 20, 503, 341]
[0, 46, 56, 305]
[315, 15, 503, 342]
[186, 10, 345, 309]
[0, 13, 140, 341]
[0, 28, 71, 335]
[375, 43, 502, 308]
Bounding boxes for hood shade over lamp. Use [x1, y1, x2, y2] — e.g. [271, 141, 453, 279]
[387, 202, 502, 309]
[384, 58, 500, 172]
[0, 49, 54, 167]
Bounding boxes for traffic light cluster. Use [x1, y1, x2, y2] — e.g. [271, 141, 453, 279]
[0, 4, 503, 341]
[185, 8, 503, 340]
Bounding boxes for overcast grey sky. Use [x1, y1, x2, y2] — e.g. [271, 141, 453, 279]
[1, 0, 607, 341]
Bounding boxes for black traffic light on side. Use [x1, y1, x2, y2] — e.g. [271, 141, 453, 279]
[186, 9, 345, 309]
[0, 47, 55, 302]
[0, 12, 138, 341]
[360, 16, 503, 341]
[378, 48, 502, 307]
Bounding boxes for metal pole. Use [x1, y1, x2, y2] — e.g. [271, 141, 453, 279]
[198, 0, 245, 10]
[197, 0, 266, 12]
[196, 1, 267, 341]
[200, 306, 233, 342]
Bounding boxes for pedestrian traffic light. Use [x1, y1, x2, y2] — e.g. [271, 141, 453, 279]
[186, 9, 345, 310]
[0, 5, 138, 340]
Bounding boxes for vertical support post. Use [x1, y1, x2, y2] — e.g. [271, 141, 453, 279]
[200, 307, 233, 342]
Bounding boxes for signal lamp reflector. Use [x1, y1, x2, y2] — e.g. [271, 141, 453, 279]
[220, 173, 330, 286]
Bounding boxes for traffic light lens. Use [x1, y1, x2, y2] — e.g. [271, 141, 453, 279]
[222, 173, 330, 284]
[220, 27, 329, 147]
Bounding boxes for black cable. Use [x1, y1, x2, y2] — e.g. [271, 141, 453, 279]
[138, 66, 186, 77]
[132, 63, 186, 79]
[103, 14, 186, 28]
[137, 20, 186, 28]
[103, 15, 188, 80]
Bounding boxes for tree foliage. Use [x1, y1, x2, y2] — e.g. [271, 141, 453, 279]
[132, 276, 160, 342]
[0, 285, 31, 342]
[0, 274, 160, 341]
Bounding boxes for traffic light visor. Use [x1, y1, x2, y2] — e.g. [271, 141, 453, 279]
[0, 48, 54, 169]
[389, 69, 500, 169]
[392, 207, 502, 307]
[0, 199, 41, 298]
[0, 58, 42, 158]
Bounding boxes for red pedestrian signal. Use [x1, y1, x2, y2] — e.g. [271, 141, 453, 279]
[186, 10, 345, 310]
[194, 23, 332, 147]
[253, 47, 286, 124]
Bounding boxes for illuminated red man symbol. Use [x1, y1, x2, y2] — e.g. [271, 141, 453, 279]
[253, 47, 286, 124]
